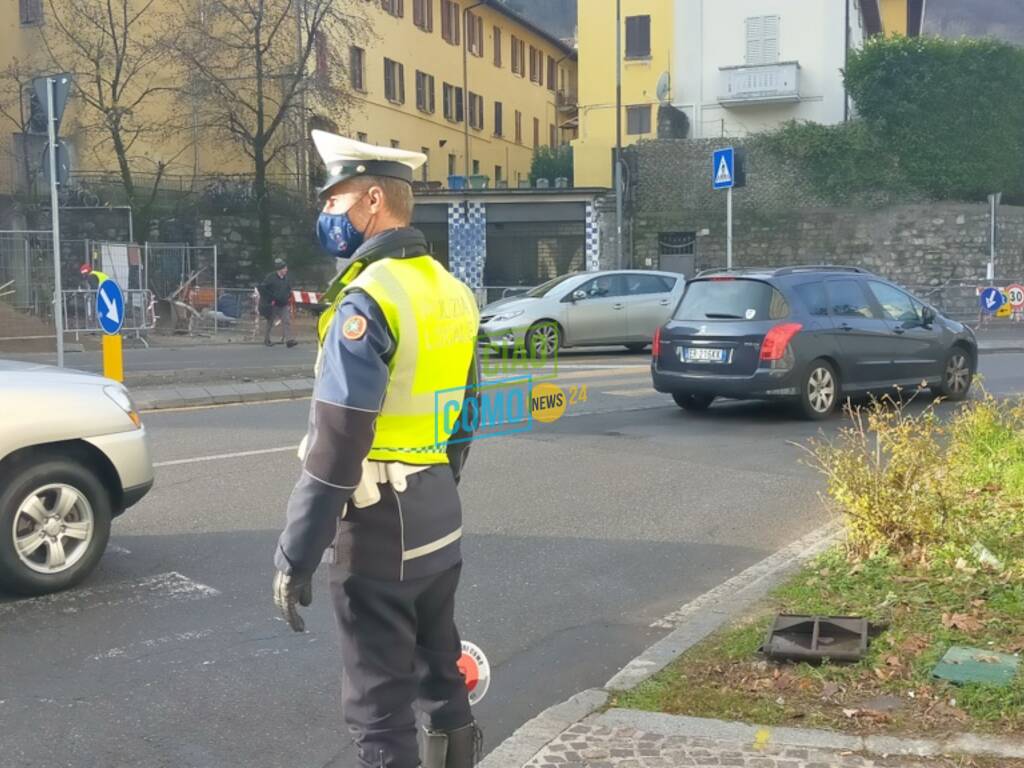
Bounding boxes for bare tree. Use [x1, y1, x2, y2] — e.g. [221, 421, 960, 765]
[41, 0, 188, 239]
[0, 57, 45, 206]
[170, 0, 364, 268]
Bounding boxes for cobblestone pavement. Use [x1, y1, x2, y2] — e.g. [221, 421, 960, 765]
[524, 722, 998, 768]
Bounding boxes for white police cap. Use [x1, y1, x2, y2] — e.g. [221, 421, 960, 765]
[312, 130, 428, 198]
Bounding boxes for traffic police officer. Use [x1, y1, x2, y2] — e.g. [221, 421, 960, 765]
[273, 131, 481, 768]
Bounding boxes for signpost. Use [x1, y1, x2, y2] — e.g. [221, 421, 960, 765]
[713, 148, 735, 268]
[1007, 284, 1024, 313]
[96, 278, 125, 382]
[33, 73, 73, 368]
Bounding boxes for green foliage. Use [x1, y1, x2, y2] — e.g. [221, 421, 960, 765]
[753, 121, 911, 206]
[529, 145, 573, 186]
[806, 394, 1024, 570]
[845, 35, 1024, 201]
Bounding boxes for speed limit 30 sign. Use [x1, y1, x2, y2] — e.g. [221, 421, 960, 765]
[1007, 284, 1024, 310]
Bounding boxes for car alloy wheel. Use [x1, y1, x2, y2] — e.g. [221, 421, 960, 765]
[13, 484, 95, 575]
[528, 323, 560, 358]
[945, 352, 971, 396]
[807, 365, 837, 415]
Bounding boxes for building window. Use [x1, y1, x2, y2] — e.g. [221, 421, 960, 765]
[625, 15, 651, 59]
[350, 47, 366, 91]
[514, 110, 523, 144]
[381, 0, 404, 17]
[384, 58, 406, 104]
[390, 139, 401, 148]
[511, 36, 525, 76]
[549, 123, 557, 147]
[626, 105, 652, 135]
[357, 132, 369, 142]
[547, 56, 557, 92]
[315, 33, 330, 83]
[443, 82, 464, 122]
[448, 153, 457, 176]
[493, 26, 502, 67]
[493, 101, 503, 136]
[415, 71, 436, 113]
[441, 0, 460, 45]
[420, 148, 430, 182]
[533, 117, 540, 147]
[20, 0, 43, 24]
[529, 46, 543, 85]
[494, 165, 503, 183]
[466, 11, 484, 57]
[472, 159, 480, 174]
[468, 92, 484, 131]
[746, 15, 780, 65]
[413, 0, 433, 31]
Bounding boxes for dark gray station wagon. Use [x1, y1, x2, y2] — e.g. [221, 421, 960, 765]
[651, 266, 978, 419]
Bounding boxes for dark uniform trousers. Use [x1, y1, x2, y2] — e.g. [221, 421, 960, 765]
[327, 470, 472, 768]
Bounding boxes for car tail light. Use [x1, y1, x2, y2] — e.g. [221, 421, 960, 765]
[652, 326, 662, 362]
[760, 323, 803, 361]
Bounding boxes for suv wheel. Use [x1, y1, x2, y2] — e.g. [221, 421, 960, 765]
[936, 347, 972, 401]
[672, 392, 715, 412]
[799, 360, 839, 420]
[0, 458, 112, 596]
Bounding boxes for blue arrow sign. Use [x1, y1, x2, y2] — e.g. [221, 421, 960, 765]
[96, 280, 125, 335]
[713, 147, 735, 190]
[979, 287, 1005, 315]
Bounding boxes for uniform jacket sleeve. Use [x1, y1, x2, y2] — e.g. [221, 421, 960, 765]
[445, 353, 480, 485]
[274, 291, 393, 575]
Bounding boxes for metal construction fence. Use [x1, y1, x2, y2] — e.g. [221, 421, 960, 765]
[61, 289, 156, 341]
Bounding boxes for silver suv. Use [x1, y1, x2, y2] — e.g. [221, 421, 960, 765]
[0, 360, 154, 595]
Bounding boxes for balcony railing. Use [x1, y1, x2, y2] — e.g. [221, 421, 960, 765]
[556, 89, 578, 112]
[718, 62, 800, 106]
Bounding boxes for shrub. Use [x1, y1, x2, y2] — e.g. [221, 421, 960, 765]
[806, 394, 1024, 571]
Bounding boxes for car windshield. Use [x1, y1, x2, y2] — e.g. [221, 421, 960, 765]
[524, 274, 579, 298]
[674, 279, 789, 321]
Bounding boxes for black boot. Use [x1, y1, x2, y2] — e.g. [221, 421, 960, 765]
[421, 723, 482, 768]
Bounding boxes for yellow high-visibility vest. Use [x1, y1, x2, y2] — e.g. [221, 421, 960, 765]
[318, 256, 479, 464]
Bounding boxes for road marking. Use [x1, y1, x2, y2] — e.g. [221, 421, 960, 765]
[107, 544, 132, 555]
[0, 571, 220, 617]
[154, 445, 299, 468]
[601, 387, 657, 397]
[90, 628, 217, 661]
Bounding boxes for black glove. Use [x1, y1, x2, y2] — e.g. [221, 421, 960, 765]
[273, 569, 312, 632]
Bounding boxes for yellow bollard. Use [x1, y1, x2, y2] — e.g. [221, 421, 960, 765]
[102, 333, 124, 382]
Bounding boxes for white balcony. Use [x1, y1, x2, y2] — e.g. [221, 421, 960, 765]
[718, 62, 801, 107]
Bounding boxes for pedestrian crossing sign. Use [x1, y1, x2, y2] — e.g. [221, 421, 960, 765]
[713, 147, 735, 190]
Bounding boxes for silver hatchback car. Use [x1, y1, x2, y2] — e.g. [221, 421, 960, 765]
[0, 360, 154, 595]
[479, 270, 686, 356]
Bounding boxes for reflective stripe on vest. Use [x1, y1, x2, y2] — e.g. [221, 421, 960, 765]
[320, 256, 479, 464]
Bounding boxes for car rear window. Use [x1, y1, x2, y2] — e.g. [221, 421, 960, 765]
[673, 279, 789, 322]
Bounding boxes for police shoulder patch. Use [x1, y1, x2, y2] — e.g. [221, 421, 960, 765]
[342, 314, 368, 340]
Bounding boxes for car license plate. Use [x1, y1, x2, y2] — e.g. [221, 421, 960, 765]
[681, 347, 727, 363]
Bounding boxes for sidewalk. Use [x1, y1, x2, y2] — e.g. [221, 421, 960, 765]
[481, 524, 1024, 768]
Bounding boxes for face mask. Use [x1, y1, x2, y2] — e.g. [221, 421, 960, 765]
[317, 194, 369, 258]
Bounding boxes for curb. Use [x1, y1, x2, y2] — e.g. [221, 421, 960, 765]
[479, 521, 841, 768]
[588, 709, 1024, 761]
[134, 379, 315, 411]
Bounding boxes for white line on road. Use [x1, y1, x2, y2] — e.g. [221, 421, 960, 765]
[90, 628, 217, 661]
[0, 571, 220, 617]
[600, 388, 657, 397]
[154, 445, 299, 468]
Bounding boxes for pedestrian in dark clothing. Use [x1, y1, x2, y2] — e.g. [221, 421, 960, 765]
[259, 258, 297, 347]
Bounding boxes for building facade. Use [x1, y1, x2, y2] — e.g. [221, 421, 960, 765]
[334, 0, 578, 190]
[574, 0, 921, 188]
[0, 0, 578, 198]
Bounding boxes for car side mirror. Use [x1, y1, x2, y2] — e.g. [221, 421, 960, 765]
[921, 307, 936, 326]
[571, 289, 587, 302]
